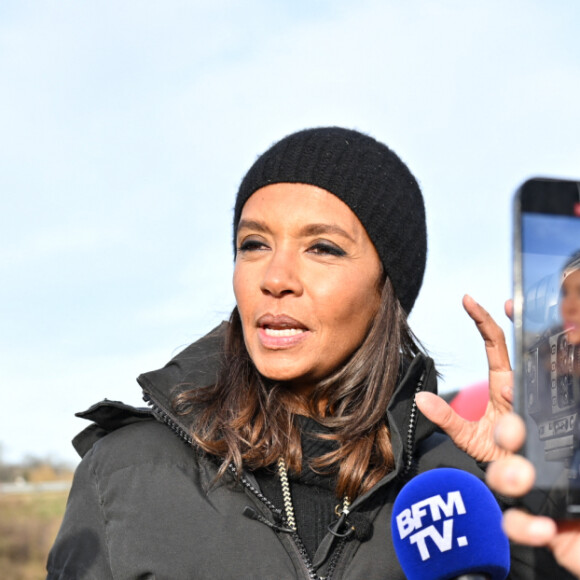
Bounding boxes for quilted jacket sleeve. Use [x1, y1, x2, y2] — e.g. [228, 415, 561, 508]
[46, 448, 114, 580]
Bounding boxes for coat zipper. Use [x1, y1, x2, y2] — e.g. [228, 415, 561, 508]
[402, 370, 426, 478]
[142, 391, 334, 580]
[142, 367, 426, 579]
[228, 462, 325, 580]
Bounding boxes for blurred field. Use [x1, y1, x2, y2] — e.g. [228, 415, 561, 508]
[0, 489, 68, 580]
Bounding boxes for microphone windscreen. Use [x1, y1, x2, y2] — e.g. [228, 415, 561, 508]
[391, 468, 509, 580]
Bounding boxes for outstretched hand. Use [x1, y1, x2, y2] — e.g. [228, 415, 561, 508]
[415, 295, 513, 463]
[487, 413, 580, 578]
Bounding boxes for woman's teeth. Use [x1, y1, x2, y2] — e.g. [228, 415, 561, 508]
[264, 328, 305, 337]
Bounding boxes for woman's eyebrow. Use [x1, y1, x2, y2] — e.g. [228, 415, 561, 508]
[237, 219, 355, 243]
[300, 223, 355, 242]
[237, 219, 270, 234]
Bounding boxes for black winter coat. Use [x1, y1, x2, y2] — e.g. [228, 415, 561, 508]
[47, 323, 573, 579]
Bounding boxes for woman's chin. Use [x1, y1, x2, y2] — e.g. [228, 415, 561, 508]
[565, 327, 580, 345]
[256, 366, 315, 395]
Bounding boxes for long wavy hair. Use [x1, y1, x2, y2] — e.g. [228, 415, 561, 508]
[174, 277, 424, 499]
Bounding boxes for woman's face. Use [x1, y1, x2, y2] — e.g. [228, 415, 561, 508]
[561, 268, 580, 345]
[233, 182, 383, 396]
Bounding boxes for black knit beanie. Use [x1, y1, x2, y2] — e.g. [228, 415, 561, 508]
[233, 127, 427, 314]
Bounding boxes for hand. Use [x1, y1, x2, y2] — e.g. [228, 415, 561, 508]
[415, 295, 513, 463]
[487, 413, 580, 578]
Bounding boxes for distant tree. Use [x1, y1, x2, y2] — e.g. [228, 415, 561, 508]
[0, 445, 75, 482]
[0, 443, 14, 482]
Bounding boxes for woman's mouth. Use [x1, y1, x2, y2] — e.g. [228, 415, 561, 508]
[563, 322, 580, 345]
[257, 314, 310, 348]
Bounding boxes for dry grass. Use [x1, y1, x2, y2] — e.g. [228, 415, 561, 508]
[0, 490, 68, 580]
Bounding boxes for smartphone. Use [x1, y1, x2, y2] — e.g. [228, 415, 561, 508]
[514, 177, 580, 518]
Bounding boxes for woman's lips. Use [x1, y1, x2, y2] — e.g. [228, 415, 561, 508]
[256, 314, 310, 349]
[564, 323, 580, 345]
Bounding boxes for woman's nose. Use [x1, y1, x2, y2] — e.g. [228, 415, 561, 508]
[259, 249, 303, 297]
[562, 296, 578, 318]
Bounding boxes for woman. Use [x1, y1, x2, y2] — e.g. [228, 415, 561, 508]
[561, 251, 580, 345]
[47, 127, 562, 579]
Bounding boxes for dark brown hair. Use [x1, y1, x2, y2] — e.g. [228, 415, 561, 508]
[174, 277, 424, 499]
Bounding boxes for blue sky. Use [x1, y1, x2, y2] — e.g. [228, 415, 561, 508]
[2, 0, 580, 465]
[523, 214, 580, 287]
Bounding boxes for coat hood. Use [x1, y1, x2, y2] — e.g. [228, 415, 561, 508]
[75, 321, 440, 481]
[136, 322, 440, 477]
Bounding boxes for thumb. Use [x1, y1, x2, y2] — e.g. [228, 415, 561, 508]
[415, 391, 464, 439]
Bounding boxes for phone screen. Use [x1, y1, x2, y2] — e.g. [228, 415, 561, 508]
[514, 178, 580, 518]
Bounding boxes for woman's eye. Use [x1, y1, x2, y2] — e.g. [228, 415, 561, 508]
[238, 239, 268, 253]
[309, 242, 346, 257]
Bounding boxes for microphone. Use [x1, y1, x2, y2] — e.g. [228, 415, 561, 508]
[391, 468, 510, 580]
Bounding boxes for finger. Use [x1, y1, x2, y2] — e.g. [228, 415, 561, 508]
[486, 455, 535, 496]
[494, 413, 526, 451]
[502, 509, 557, 546]
[504, 299, 514, 321]
[500, 384, 513, 404]
[550, 523, 580, 577]
[415, 392, 466, 442]
[462, 294, 512, 373]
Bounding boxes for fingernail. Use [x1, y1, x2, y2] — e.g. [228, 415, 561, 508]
[527, 518, 555, 538]
[414, 392, 427, 406]
[502, 465, 520, 486]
